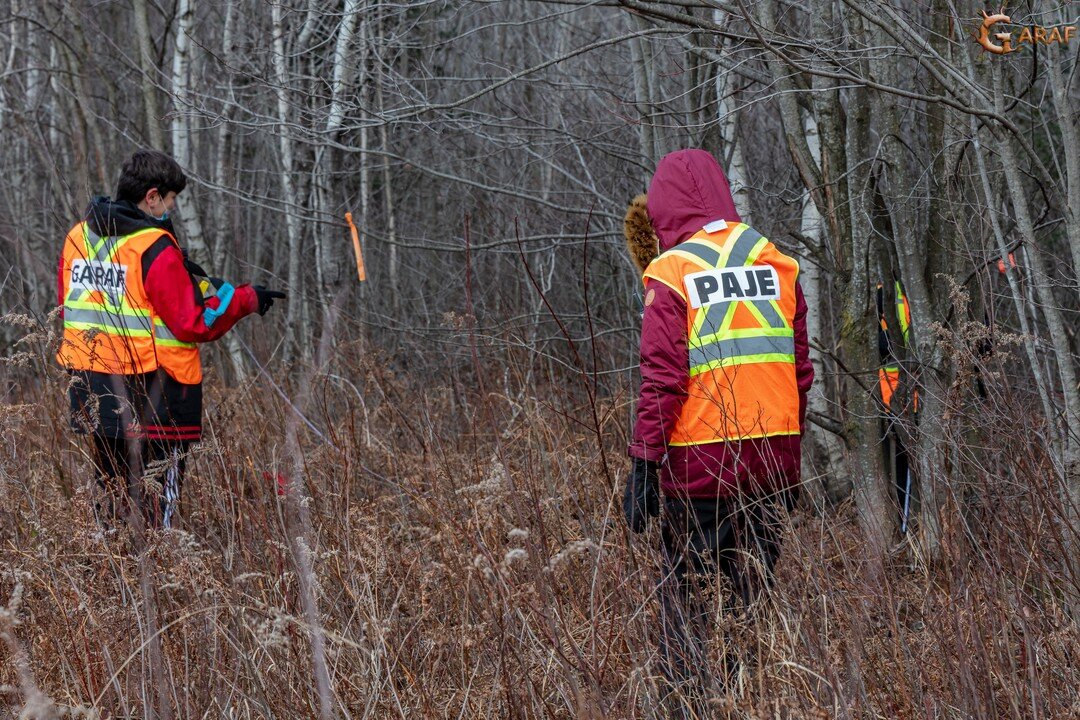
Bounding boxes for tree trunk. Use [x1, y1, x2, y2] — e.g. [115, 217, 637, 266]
[271, 0, 304, 362]
[840, 11, 896, 552]
[868, 36, 949, 555]
[313, 0, 361, 296]
[992, 63, 1080, 504]
[712, 10, 750, 223]
[170, 0, 209, 264]
[801, 110, 850, 503]
[133, 0, 165, 149]
[629, 13, 657, 175]
[376, 9, 400, 315]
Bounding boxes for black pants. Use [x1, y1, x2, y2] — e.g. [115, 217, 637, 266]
[89, 435, 189, 529]
[656, 488, 798, 705]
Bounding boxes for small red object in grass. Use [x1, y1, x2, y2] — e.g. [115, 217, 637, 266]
[263, 472, 290, 496]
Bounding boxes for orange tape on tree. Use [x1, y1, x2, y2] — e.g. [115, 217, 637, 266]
[345, 212, 366, 282]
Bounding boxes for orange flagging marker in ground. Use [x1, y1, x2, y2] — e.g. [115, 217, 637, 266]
[346, 211, 366, 282]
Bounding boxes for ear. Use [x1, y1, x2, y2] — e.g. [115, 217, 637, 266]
[624, 193, 659, 274]
[143, 187, 160, 206]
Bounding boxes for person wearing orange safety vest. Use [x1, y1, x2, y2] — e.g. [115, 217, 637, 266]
[622, 149, 813, 700]
[877, 280, 911, 412]
[57, 150, 286, 529]
[877, 280, 914, 531]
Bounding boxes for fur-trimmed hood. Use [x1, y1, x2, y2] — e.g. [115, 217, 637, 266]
[624, 149, 741, 273]
[624, 193, 658, 274]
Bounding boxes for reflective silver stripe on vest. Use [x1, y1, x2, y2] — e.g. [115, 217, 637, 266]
[689, 335, 795, 370]
[675, 226, 761, 268]
[63, 306, 153, 333]
[675, 224, 759, 263]
[153, 318, 196, 347]
[90, 227, 124, 261]
[724, 226, 763, 267]
[676, 240, 721, 267]
[153, 319, 179, 341]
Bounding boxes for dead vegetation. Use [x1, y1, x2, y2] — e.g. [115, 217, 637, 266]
[1, 331, 1078, 720]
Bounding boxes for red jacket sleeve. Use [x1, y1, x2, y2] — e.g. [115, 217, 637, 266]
[794, 281, 814, 430]
[628, 280, 688, 462]
[144, 244, 259, 343]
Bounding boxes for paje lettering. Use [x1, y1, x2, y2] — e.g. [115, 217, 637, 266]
[685, 266, 780, 308]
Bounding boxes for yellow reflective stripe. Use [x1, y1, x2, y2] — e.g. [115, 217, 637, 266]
[676, 238, 725, 266]
[64, 321, 154, 337]
[64, 312, 152, 335]
[64, 298, 150, 316]
[742, 299, 771, 329]
[69, 224, 147, 302]
[664, 226, 752, 269]
[741, 236, 769, 266]
[63, 298, 150, 334]
[87, 232, 106, 258]
[689, 352, 796, 377]
[690, 325, 793, 344]
[679, 225, 795, 375]
[689, 303, 707, 339]
[83, 224, 124, 261]
[692, 301, 737, 346]
[894, 281, 911, 344]
[717, 224, 758, 266]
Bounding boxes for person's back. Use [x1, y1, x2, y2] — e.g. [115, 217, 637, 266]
[621, 149, 813, 703]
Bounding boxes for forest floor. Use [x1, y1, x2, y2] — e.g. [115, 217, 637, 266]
[1, 343, 1078, 719]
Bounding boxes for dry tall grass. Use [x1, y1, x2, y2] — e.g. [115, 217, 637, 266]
[1, 317, 1078, 719]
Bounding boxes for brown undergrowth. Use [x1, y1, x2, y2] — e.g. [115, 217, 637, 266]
[1, 336, 1078, 719]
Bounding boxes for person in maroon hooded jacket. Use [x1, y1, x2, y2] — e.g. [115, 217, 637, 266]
[622, 149, 814, 698]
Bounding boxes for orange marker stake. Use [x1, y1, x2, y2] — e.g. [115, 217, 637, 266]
[345, 211, 366, 282]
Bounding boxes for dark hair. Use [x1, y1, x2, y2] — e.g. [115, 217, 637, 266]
[115, 150, 187, 204]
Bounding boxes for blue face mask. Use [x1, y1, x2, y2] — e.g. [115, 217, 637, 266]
[156, 211, 169, 221]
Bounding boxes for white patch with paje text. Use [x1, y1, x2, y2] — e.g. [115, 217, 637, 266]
[684, 266, 780, 308]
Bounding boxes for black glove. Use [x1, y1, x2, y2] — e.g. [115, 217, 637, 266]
[253, 286, 287, 316]
[623, 458, 660, 533]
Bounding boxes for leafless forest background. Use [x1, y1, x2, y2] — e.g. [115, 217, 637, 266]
[1, 0, 1079, 717]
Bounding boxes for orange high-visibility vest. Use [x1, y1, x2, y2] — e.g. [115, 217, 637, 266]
[877, 281, 916, 413]
[643, 223, 801, 445]
[57, 222, 202, 384]
[879, 365, 900, 409]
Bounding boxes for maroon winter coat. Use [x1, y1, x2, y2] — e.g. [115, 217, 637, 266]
[628, 150, 814, 499]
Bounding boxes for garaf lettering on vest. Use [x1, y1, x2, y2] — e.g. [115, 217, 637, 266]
[684, 266, 780, 309]
[70, 260, 127, 293]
